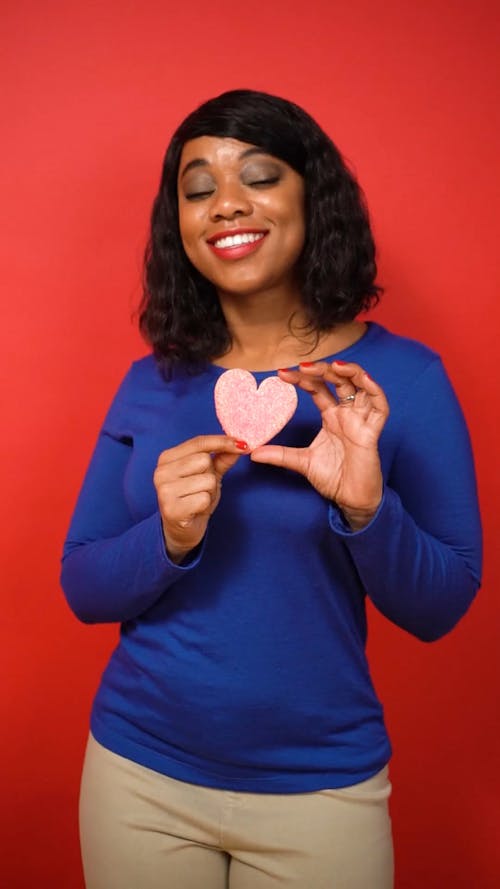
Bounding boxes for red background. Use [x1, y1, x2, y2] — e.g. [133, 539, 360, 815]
[2, 1, 499, 886]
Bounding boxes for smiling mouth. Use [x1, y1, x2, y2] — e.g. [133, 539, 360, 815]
[207, 230, 268, 260]
[211, 232, 266, 248]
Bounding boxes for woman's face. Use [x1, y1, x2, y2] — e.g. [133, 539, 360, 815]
[177, 136, 305, 299]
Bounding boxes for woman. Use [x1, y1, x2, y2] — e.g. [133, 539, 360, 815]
[61, 90, 482, 889]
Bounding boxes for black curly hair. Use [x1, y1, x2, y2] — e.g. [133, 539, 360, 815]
[139, 89, 382, 368]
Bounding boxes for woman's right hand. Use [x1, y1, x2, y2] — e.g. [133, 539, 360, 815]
[154, 435, 247, 563]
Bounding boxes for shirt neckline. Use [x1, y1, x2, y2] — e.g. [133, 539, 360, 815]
[206, 321, 382, 379]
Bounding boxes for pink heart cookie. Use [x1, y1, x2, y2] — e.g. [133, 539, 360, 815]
[214, 369, 298, 451]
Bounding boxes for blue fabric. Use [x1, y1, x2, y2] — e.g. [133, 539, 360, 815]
[61, 322, 482, 792]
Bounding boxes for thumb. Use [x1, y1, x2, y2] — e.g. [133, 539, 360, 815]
[250, 445, 308, 475]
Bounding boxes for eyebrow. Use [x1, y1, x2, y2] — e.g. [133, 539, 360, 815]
[179, 147, 273, 179]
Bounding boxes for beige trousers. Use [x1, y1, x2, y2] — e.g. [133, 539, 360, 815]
[80, 733, 394, 889]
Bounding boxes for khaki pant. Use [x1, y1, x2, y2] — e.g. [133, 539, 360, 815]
[80, 733, 394, 889]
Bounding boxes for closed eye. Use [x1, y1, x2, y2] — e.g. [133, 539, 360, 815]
[184, 190, 215, 201]
[248, 177, 280, 187]
[184, 177, 280, 200]
[184, 191, 213, 201]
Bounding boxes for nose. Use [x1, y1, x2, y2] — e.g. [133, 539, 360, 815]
[208, 180, 253, 221]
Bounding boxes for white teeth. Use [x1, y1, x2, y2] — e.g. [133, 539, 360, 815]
[213, 232, 265, 249]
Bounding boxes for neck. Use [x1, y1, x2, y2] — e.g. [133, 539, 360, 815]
[214, 285, 367, 372]
[216, 284, 313, 370]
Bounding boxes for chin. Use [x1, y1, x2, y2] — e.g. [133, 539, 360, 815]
[219, 284, 278, 300]
[212, 274, 271, 296]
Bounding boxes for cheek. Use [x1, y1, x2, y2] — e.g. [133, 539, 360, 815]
[281, 207, 306, 255]
[178, 208, 195, 250]
[262, 193, 305, 244]
[291, 200, 306, 253]
[179, 231, 205, 274]
[178, 199, 206, 245]
[178, 211, 214, 278]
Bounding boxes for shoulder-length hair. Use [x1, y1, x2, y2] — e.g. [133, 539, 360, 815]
[139, 89, 382, 368]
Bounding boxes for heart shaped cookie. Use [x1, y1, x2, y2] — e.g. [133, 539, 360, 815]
[214, 369, 298, 451]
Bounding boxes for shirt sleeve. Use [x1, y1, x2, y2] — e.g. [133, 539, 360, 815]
[329, 357, 482, 641]
[60, 366, 204, 624]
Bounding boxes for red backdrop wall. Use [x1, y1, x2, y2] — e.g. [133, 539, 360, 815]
[2, 1, 498, 886]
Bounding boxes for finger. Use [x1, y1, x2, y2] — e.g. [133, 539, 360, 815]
[328, 361, 381, 393]
[297, 361, 358, 402]
[213, 450, 242, 478]
[352, 371, 389, 419]
[175, 491, 213, 522]
[280, 362, 358, 403]
[157, 435, 248, 466]
[280, 361, 342, 380]
[168, 472, 219, 501]
[161, 489, 214, 525]
[250, 444, 309, 476]
[278, 366, 338, 413]
[290, 360, 375, 392]
[324, 362, 389, 415]
[155, 451, 213, 483]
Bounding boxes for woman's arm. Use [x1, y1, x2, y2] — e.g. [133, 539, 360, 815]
[252, 357, 482, 642]
[60, 427, 203, 624]
[329, 358, 482, 641]
[61, 367, 245, 624]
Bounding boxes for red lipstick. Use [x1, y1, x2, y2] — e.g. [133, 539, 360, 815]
[206, 228, 268, 261]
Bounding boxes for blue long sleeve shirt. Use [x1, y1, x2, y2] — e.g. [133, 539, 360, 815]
[61, 322, 482, 792]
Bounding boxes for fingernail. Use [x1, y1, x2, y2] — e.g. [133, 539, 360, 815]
[278, 367, 293, 373]
[299, 361, 315, 367]
[365, 372, 373, 380]
[235, 440, 248, 450]
[334, 359, 347, 365]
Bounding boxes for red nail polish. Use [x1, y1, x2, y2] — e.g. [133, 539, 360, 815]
[365, 372, 373, 380]
[334, 359, 347, 365]
[278, 367, 292, 373]
[299, 361, 315, 367]
[235, 440, 248, 450]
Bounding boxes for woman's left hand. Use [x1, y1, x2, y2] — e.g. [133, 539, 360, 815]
[250, 360, 389, 530]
